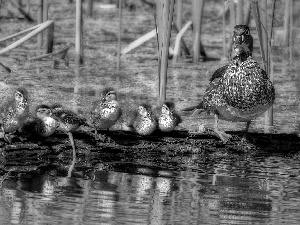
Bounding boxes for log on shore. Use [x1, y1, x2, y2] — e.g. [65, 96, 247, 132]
[1, 130, 300, 172]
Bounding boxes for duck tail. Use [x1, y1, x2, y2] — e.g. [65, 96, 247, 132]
[181, 101, 204, 112]
[180, 102, 205, 116]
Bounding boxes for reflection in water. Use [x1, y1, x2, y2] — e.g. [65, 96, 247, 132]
[2, 159, 300, 225]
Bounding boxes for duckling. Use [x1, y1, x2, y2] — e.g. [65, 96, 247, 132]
[128, 104, 157, 136]
[22, 104, 58, 138]
[89, 87, 122, 139]
[0, 87, 29, 143]
[182, 25, 275, 143]
[36, 104, 52, 119]
[51, 103, 89, 159]
[156, 101, 182, 132]
[90, 87, 122, 129]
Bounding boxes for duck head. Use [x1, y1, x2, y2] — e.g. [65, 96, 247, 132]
[232, 25, 253, 61]
[35, 104, 52, 119]
[101, 87, 117, 102]
[14, 87, 28, 103]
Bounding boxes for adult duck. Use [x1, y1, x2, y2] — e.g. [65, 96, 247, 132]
[183, 25, 275, 142]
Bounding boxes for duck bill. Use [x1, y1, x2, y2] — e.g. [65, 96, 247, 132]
[233, 42, 251, 58]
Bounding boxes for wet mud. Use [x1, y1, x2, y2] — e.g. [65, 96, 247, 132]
[1, 129, 300, 174]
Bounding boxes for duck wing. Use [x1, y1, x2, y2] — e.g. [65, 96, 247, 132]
[209, 64, 228, 82]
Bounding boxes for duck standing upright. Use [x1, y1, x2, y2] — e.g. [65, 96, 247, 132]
[183, 25, 275, 142]
[0, 87, 29, 143]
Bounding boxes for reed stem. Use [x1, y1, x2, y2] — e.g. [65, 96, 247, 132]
[192, 0, 204, 62]
[176, 0, 182, 58]
[289, 0, 293, 64]
[236, 0, 243, 24]
[75, 0, 83, 65]
[117, 0, 122, 69]
[156, 0, 175, 105]
[222, 0, 226, 58]
[284, 0, 290, 46]
[37, 0, 43, 48]
[87, 0, 94, 17]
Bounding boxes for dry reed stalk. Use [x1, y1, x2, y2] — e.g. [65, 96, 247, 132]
[117, 0, 122, 69]
[45, 22, 54, 53]
[43, 0, 48, 22]
[175, 0, 182, 59]
[87, 0, 94, 17]
[43, 0, 52, 53]
[8, 0, 34, 22]
[261, 0, 273, 128]
[173, 24, 190, 56]
[289, 0, 293, 64]
[251, 1, 266, 71]
[228, 0, 235, 34]
[223, 0, 226, 58]
[155, 0, 175, 105]
[0, 24, 41, 43]
[284, 0, 290, 46]
[173, 21, 193, 63]
[0, 20, 54, 55]
[244, 1, 251, 25]
[29, 44, 70, 61]
[268, 0, 276, 73]
[37, 0, 43, 48]
[236, 0, 243, 24]
[121, 29, 156, 54]
[192, 0, 204, 62]
[261, 0, 268, 73]
[75, 0, 83, 65]
[228, 0, 235, 60]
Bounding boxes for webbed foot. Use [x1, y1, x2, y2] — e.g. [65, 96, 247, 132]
[214, 129, 232, 143]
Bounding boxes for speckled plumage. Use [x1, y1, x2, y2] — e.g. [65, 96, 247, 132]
[22, 116, 58, 138]
[50, 103, 88, 159]
[157, 102, 182, 132]
[89, 88, 122, 130]
[183, 25, 275, 142]
[25, 104, 58, 137]
[132, 104, 157, 136]
[203, 56, 275, 122]
[51, 105, 87, 133]
[0, 87, 29, 142]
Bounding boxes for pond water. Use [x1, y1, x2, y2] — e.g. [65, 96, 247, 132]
[1, 153, 300, 225]
[1, 0, 300, 224]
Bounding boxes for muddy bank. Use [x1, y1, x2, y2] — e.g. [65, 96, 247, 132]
[1, 129, 300, 173]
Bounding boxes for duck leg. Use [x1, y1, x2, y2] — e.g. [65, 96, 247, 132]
[1, 122, 10, 143]
[67, 131, 77, 160]
[67, 154, 76, 178]
[94, 129, 107, 142]
[240, 121, 253, 143]
[213, 114, 231, 143]
[244, 121, 251, 134]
